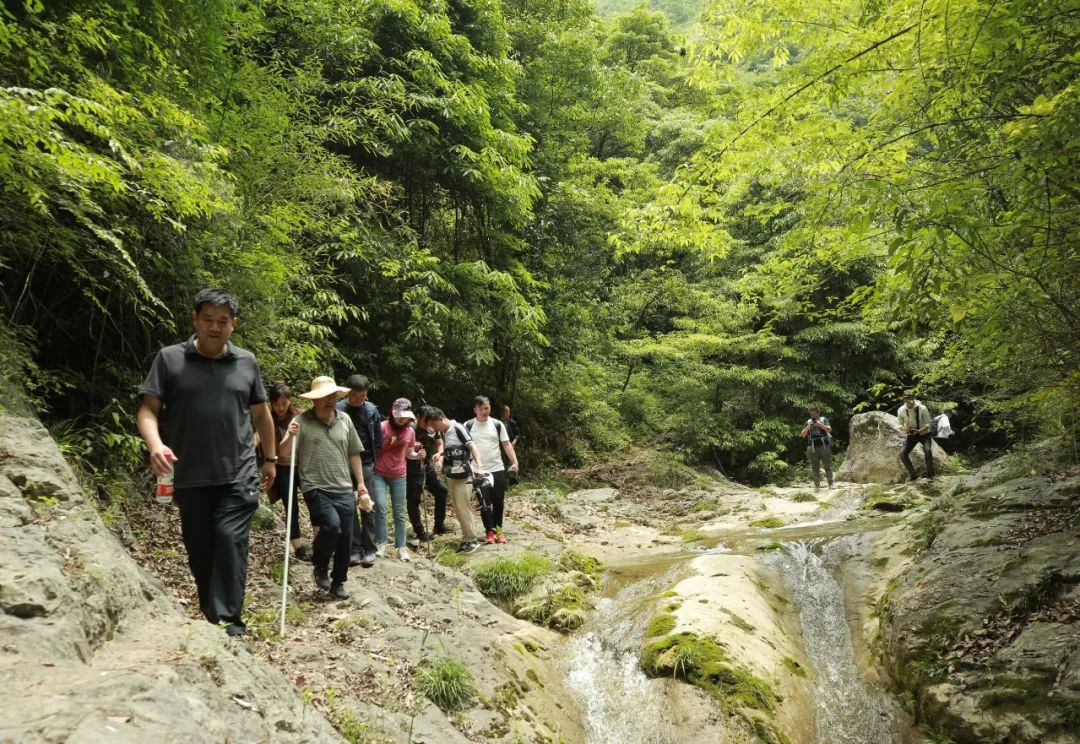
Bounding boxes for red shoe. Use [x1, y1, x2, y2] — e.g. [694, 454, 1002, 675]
[484, 530, 496, 544]
[496, 531, 508, 544]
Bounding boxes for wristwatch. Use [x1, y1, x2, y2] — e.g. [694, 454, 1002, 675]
[264, 455, 278, 462]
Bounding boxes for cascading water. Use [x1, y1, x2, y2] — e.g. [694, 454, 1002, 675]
[766, 538, 902, 744]
[565, 568, 686, 743]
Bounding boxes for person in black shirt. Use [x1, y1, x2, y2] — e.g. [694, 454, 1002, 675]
[410, 406, 450, 538]
[136, 289, 277, 637]
[336, 374, 382, 567]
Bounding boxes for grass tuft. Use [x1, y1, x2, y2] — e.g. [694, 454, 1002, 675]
[415, 656, 474, 711]
[471, 553, 551, 601]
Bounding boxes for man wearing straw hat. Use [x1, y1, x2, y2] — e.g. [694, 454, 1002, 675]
[291, 376, 372, 598]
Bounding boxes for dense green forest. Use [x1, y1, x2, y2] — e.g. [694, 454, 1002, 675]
[1, 0, 1077, 491]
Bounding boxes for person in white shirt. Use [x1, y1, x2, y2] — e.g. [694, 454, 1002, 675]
[934, 408, 956, 453]
[897, 392, 934, 481]
[465, 395, 519, 543]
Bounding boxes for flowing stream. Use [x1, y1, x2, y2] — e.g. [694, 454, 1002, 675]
[565, 564, 687, 744]
[563, 486, 911, 743]
[765, 538, 902, 744]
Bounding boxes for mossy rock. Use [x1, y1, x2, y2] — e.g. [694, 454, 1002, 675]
[641, 632, 778, 714]
[644, 613, 677, 637]
[251, 503, 278, 531]
[514, 582, 592, 633]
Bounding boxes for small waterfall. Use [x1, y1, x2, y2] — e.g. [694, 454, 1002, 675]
[565, 570, 684, 743]
[767, 538, 901, 744]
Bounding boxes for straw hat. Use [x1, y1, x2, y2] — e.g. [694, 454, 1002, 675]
[299, 376, 350, 399]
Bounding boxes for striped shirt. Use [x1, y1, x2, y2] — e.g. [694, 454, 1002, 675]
[294, 409, 364, 493]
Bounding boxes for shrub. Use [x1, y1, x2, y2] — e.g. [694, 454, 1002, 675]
[471, 553, 551, 601]
[415, 656, 474, 711]
[558, 548, 601, 578]
[750, 517, 784, 529]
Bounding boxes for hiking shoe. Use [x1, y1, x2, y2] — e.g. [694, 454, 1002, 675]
[349, 552, 364, 567]
[417, 531, 436, 543]
[399, 546, 412, 562]
[313, 568, 331, 591]
[485, 530, 496, 544]
[375, 543, 387, 558]
[295, 543, 314, 562]
[225, 623, 246, 638]
[361, 551, 376, 568]
[329, 583, 349, 600]
[495, 531, 508, 544]
[457, 541, 479, 554]
[433, 526, 454, 535]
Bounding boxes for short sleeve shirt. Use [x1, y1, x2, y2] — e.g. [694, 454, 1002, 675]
[294, 410, 364, 493]
[465, 418, 509, 473]
[139, 337, 267, 488]
[374, 421, 415, 479]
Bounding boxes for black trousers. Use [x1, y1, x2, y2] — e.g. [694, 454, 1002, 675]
[303, 488, 355, 584]
[174, 476, 259, 627]
[406, 462, 449, 535]
[350, 461, 377, 556]
[901, 433, 935, 478]
[479, 470, 507, 531]
[269, 464, 301, 541]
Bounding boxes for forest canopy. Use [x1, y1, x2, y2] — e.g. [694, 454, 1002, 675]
[1, 0, 1077, 486]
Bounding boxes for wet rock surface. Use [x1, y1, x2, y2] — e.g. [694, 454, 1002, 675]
[881, 456, 1080, 743]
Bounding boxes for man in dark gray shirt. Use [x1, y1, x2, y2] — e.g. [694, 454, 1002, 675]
[136, 289, 277, 637]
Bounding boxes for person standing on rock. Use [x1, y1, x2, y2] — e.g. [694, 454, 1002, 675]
[800, 406, 833, 489]
[337, 374, 381, 568]
[426, 407, 484, 553]
[408, 405, 448, 541]
[466, 395, 519, 543]
[266, 383, 312, 562]
[291, 376, 372, 598]
[136, 288, 277, 637]
[898, 392, 935, 481]
[372, 397, 417, 562]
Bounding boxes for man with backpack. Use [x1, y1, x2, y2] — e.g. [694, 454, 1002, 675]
[337, 374, 382, 567]
[426, 407, 485, 553]
[465, 395, 520, 543]
[898, 392, 935, 481]
[799, 406, 834, 489]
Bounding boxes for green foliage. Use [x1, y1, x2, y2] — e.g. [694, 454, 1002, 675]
[415, 656, 474, 711]
[750, 517, 784, 529]
[470, 553, 551, 601]
[557, 548, 602, 579]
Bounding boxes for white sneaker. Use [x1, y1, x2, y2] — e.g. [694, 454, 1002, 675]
[398, 546, 412, 563]
[375, 543, 387, 558]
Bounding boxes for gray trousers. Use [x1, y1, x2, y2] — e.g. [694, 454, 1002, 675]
[806, 442, 833, 487]
[350, 460, 377, 556]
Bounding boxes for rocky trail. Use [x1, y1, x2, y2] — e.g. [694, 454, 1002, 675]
[2, 404, 1078, 744]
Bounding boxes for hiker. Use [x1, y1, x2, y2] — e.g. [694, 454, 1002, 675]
[898, 392, 935, 481]
[372, 397, 417, 562]
[408, 405, 449, 541]
[933, 408, 957, 454]
[799, 406, 833, 489]
[499, 404, 521, 482]
[465, 395, 519, 543]
[267, 383, 312, 561]
[336, 375, 381, 568]
[291, 376, 372, 599]
[427, 407, 484, 553]
[136, 288, 276, 637]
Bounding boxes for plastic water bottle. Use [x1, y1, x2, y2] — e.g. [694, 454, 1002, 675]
[155, 452, 176, 504]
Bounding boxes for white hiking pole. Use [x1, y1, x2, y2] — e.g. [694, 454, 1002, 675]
[279, 427, 300, 637]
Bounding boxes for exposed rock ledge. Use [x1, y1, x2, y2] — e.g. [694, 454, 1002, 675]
[0, 407, 343, 743]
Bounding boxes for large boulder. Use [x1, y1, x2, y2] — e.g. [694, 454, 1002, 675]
[0, 407, 343, 743]
[838, 410, 948, 483]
